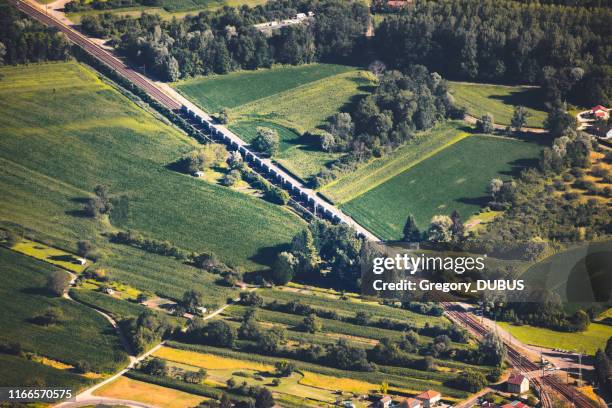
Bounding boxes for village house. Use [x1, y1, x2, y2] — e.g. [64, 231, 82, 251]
[399, 397, 423, 408]
[507, 373, 529, 394]
[501, 401, 530, 408]
[416, 390, 442, 408]
[591, 105, 610, 120]
[375, 395, 393, 408]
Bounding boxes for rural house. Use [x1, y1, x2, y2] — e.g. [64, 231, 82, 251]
[416, 390, 442, 408]
[399, 397, 423, 408]
[375, 395, 393, 408]
[507, 373, 529, 394]
[591, 105, 610, 120]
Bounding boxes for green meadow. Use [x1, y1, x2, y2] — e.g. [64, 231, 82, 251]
[0, 248, 129, 373]
[341, 135, 545, 240]
[175, 64, 375, 181]
[449, 82, 548, 128]
[0, 62, 304, 300]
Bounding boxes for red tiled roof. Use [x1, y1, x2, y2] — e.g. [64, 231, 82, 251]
[399, 398, 422, 408]
[507, 373, 526, 385]
[417, 390, 441, 400]
[592, 105, 609, 112]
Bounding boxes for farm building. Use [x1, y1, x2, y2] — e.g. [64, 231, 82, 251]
[501, 401, 530, 408]
[507, 373, 529, 394]
[373, 395, 393, 408]
[193, 171, 205, 178]
[591, 105, 609, 120]
[77, 257, 87, 265]
[399, 397, 423, 408]
[416, 390, 442, 408]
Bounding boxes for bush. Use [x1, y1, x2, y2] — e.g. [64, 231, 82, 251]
[74, 360, 91, 374]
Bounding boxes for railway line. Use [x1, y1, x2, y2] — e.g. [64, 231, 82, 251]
[443, 304, 597, 408]
[10, 0, 380, 241]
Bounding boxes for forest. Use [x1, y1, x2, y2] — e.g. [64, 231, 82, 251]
[79, 0, 369, 80]
[374, 0, 611, 106]
[0, 0, 71, 65]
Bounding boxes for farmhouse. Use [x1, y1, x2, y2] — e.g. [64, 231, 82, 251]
[507, 373, 529, 394]
[416, 390, 442, 408]
[501, 401, 530, 408]
[399, 398, 423, 408]
[591, 105, 609, 120]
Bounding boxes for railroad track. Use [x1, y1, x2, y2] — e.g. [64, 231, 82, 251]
[442, 304, 596, 408]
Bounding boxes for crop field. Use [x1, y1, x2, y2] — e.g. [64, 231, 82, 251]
[0, 248, 128, 373]
[320, 122, 470, 204]
[0, 62, 304, 299]
[498, 322, 612, 355]
[0, 354, 93, 389]
[175, 64, 375, 181]
[69, 288, 151, 320]
[94, 376, 206, 408]
[449, 82, 548, 128]
[341, 135, 545, 240]
[11, 239, 89, 273]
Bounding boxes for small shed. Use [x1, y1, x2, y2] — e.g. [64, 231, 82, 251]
[507, 373, 529, 394]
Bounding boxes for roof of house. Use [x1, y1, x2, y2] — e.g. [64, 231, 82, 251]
[387, 0, 409, 7]
[417, 390, 442, 400]
[399, 398, 422, 408]
[380, 396, 393, 403]
[507, 373, 527, 385]
[595, 111, 607, 117]
[592, 105, 609, 112]
[502, 401, 529, 408]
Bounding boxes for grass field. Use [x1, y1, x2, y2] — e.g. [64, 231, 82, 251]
[0, 354, 93, 388]
[94, 376, 206, 408]
[11, 239, 89, 273]
[0, 62, 304, 299]
[320, 122, 470, 204]
[449, 82, 548, 128]
[154, 346, 273, 371]
[341, 135, 545, 240]
[175, 64, 375, 180]
[67, 0, 267, 22]
[0, 248, 129, 373]
[498, 322, 612, 355]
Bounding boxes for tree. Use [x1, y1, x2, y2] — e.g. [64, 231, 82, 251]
[427, 215, 453, 243]
[74, 360, 91, 374]
[271, 251, 297, 285]
[252, 127, 279, 156]
[300, 314, 322, 334]
[46, 270, 71, 296]
[257, 328, 285, 353]
[454, 370, 487, 392]
[570, 309, 590, 332]
[221, 169, 241, 187]
[511, 106, 531, 131]
[255, 387, 275, 408]
[274, 360, 295, 377]
[479, 332, 506, 366]
[181, 289, 204, 314]
[217, 108, 229, 124]
[34, 307, 64, 326]
[77, 240, 94, 257]
[450, 210, 465, 242]
[0, 41, 5, 65]
[0, 229, 21, 246]
[184, 369, 207, 384]
[140, 357, 168, 376]
[402, 214, 421, 242]
[219, 393, 232, 408]
[368, 60, 386, 77]
[227, 151, 243, 169]
[379, 380, 389, 394]
[545, 103, 576, 138]
[239, 291, 263, 306]
[477, 113, 495, 133]
[488, 178, 504, 200]
[238, 309, 261, 340]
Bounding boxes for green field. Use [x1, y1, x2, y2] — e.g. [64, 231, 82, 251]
[175, 64, 375, 181]
[0, 248, 129, 373]
[0, 353, 93, 388]
[341, 135, 545, 240]
[320, 122, 470, 204]
[498, 322, 612, 355]
[449, 82, 548, 128]
[67, 0, 267, 22]
[0, 62, 304, 300]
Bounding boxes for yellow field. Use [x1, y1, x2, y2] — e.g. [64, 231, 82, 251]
[153, 347, 273, 371]
[11, 239, 88, 273]
[300, 372, 377, 394]
[94, 377, 206, 408]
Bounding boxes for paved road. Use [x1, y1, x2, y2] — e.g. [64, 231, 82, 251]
[12, 0, 380, 242]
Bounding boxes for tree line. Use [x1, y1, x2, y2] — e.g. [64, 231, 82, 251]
[79, 0, 369, 81]
[0, 0, 71, 65]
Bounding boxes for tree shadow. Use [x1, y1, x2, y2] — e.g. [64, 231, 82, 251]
[456, 196, 489, 206]
[48, 254, 82, 264]
[248, 243, 290, 267]
[21, 286, 53, 297]
[489, 87, 547, 112]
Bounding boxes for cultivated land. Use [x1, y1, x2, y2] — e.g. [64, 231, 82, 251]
[94, 376, 206, 408]
[341, 134, 545, 240]
[0, 248, 128, 374]
[0, 61, 304, 300]
[498, 322, 612, 355]
[175, 64, 375, 180]
[320, 122, 470, 204]
[0, 353, 93, 388]
[449, 82, 548, 128]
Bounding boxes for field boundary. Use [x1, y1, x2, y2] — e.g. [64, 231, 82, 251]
[321, 130, 471, 204]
